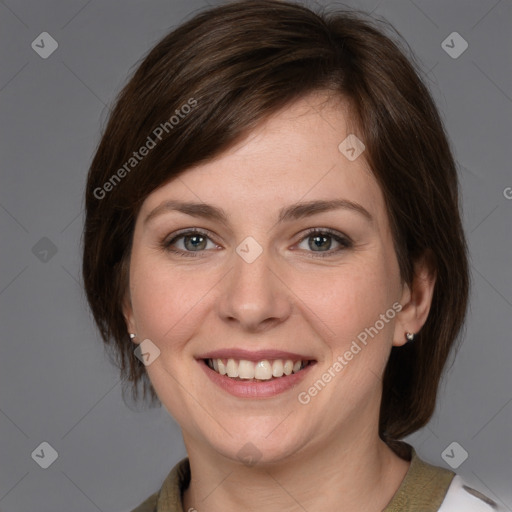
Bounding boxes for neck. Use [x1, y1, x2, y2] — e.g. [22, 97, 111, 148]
[181, 421, 410, 512]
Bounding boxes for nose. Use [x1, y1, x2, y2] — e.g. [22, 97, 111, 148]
[216, 241, 292, 333]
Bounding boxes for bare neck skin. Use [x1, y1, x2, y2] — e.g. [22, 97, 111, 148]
[181, 392, 410, 512]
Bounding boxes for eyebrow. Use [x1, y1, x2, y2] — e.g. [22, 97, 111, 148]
[143, 198, 373, 227]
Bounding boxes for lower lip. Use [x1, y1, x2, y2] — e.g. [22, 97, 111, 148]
[198, 359, 316, 399]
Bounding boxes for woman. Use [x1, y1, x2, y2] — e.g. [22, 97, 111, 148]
[82, 1, 502, 510]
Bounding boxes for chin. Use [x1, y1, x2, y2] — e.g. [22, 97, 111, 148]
[203, 423, 308, 467]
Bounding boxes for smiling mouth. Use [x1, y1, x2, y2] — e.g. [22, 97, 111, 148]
[204, 358, 316, 381]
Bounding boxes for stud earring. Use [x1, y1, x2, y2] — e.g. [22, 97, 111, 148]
[129, 333, 136, 340]
[405, 332, 416, 343]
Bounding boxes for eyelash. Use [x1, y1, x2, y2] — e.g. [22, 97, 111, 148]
[160, 228, 353, 258]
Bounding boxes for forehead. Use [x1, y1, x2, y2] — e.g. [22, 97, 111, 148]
[138, 92, 385, 227]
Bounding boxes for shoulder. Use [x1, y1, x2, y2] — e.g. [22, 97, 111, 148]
[129, 491, 158, 512]
[384, 442, 502, 512]
[439, 475, 503, 511]
[129, 456, 190, 512]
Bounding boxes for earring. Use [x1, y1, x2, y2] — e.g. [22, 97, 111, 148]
[405, 332, 416, 343]
[129, 333, 136, 340]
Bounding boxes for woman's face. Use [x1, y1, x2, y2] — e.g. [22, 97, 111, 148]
[124, 92, 413, 464]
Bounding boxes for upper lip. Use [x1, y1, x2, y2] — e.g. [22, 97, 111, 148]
[196, 349, 316, 362]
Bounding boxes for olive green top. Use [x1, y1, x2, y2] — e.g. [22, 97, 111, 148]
[131, 443, 456, 512]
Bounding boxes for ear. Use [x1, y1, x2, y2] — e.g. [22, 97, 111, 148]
[393, 250, 436, 347]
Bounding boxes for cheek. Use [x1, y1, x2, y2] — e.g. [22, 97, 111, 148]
[128, 251, 207, 343]
[303, 255, 401, 389]
[306, 257, 398, 333]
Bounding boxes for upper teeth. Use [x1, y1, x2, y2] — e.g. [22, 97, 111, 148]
[207, 358, 306, 380]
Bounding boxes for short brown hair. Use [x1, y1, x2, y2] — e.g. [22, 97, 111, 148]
[82, 0, 469, 444]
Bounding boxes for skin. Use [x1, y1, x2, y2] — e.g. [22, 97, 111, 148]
[123, 91, 436, 511]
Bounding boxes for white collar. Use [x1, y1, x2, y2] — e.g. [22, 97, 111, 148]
[439, 475, 503, 511]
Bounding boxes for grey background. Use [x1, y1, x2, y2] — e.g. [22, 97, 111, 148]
[1, 0, 511, 510]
